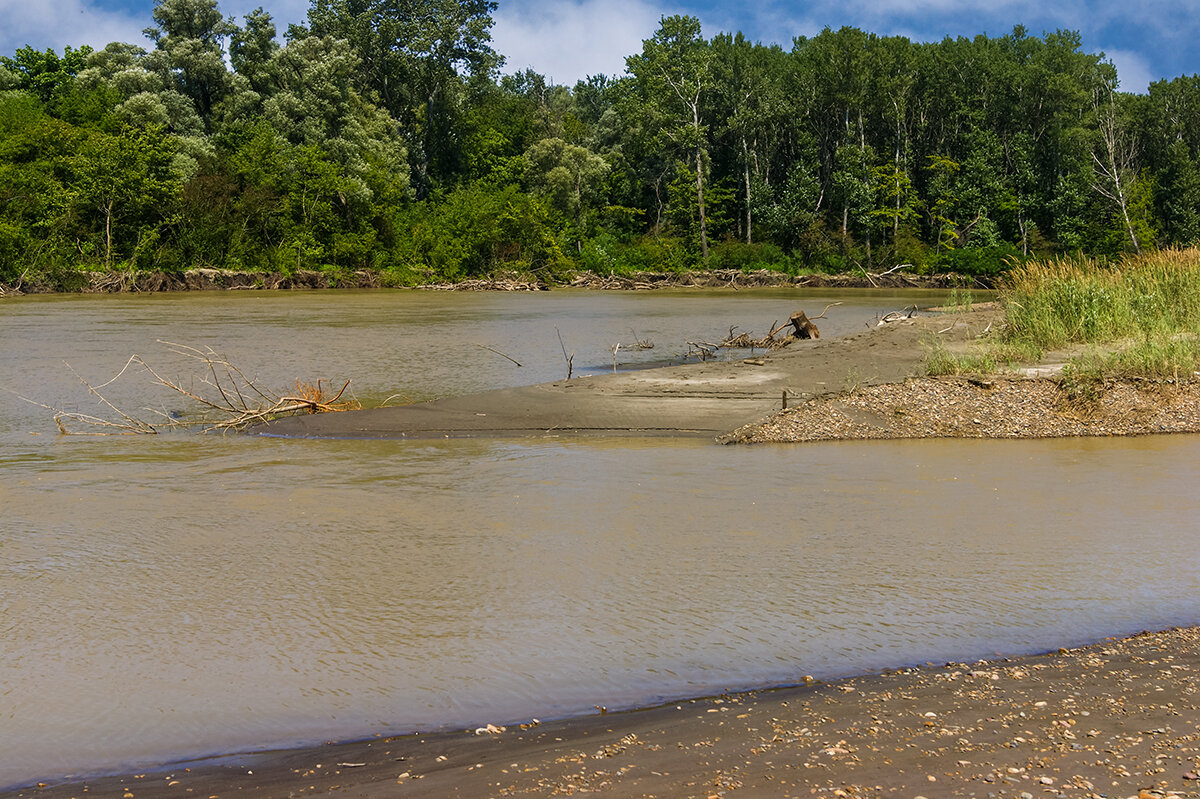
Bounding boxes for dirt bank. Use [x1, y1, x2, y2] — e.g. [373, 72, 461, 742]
[0, 268, 984, 295]
[13, 625, 1200, 798]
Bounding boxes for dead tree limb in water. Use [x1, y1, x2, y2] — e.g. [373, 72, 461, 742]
[556, 328, 574, 379]
[476, 343, 522, 367]
[16, 342, 360, 434]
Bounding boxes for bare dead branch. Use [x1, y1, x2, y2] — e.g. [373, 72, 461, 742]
[65, 361, 157, 433]
[476, 343, 523, 367]
[808, 302, 843, 321]
[20, 343, 360, 435]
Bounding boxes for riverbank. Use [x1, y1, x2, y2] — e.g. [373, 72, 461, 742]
[0, 267, 983, 295]
[255, 302, 1200, 445]
[724, 375, 1200, 444]
[13, 624, 1200, 798]
[254, 307, 982, 439]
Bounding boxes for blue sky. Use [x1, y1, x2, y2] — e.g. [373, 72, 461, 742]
[2, 0, 1198, 92]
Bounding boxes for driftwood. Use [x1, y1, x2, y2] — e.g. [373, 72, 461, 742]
[875, 305, 919, 326]
[722, 303, 841, 352]
[787, 311, 820, 339]
[16, 342, 360, 435]
[418, 277, 547, 291]
[5, 267, 992, 296]
[767, 303, 841, 341]
[686, 341, 721, 360]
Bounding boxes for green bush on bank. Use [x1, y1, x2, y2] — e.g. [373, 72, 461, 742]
[928, 244, 1023, 278]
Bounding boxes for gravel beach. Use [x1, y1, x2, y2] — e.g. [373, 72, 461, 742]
[724, 376, 1200, 444]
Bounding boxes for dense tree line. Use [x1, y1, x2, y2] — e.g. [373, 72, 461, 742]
[2, 0, 1199, 286]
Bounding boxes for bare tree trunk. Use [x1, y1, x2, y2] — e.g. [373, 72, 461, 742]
[696, 144, 708, 260]
[1091, 87, 1142, 254]
[894, 145, 902, 240]
[694, 103, 708, 260]
[104, 200, 113, 269]
[742, 135, 752, 244]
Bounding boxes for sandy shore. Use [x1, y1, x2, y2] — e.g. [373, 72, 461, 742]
[12, 626, 1200, 798]
[255, 308, 995, 440]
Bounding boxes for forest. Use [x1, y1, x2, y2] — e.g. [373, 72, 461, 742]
[3, 0, 1200, 288]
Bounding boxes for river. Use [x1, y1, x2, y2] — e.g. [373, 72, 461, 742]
[2, 288, 1199, 788]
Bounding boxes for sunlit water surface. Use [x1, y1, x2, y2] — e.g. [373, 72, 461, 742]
[2, 289, 1198, 787]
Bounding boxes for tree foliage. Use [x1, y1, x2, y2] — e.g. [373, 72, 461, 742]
[3, 2, 1200, 286]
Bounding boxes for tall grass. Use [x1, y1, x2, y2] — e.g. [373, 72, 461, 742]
[1003, 249, 1200, 347]
[998, 249, 1200, 378]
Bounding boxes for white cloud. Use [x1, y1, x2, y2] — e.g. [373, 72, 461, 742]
[0, 0, 147, 55]
[1103, 48, 1156, 93]
[492, 0, 663, 84]
[222, 0, 310, 29]
[0, 0, 313, 60]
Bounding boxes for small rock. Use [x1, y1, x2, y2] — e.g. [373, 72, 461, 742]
[474, 723, 506, 735]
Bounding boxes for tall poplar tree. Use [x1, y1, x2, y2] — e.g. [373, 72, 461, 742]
[625, 15, 714, 259]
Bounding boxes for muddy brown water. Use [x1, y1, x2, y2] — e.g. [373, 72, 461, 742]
[3, 289, 1199, 788]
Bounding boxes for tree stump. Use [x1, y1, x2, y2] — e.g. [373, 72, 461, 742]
[788, 310, 820, 339]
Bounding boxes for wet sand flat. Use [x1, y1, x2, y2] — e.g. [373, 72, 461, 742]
[255, 310, 990, 439]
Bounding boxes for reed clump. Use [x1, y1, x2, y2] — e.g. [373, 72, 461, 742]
[932, 248, 1200, 379]
[1003, 249, 1200, 350]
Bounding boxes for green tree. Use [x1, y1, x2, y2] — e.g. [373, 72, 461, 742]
[0, 45, 93, 107]
[261, 34, 410, 202]
[229, 7, 279, 96]
[0, 93, 81, 277]
[710, 33, 790, 245]
[306, 0, 502, 194]
[625, 15, 714, 259]
[69, 125, 180, 268]
[523, 137, 610, 232]
[143, 0, 234, 126]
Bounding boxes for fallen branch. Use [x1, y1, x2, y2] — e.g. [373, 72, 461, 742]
[686, 341, 721, 360]
[876, 306, 919, 326]
[854, 260, 878, 288]
[808, 302, 843, 321]
[476, 343, 523, 367]
[18, 343, 360, 435]
[872, 263, 913, 278]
